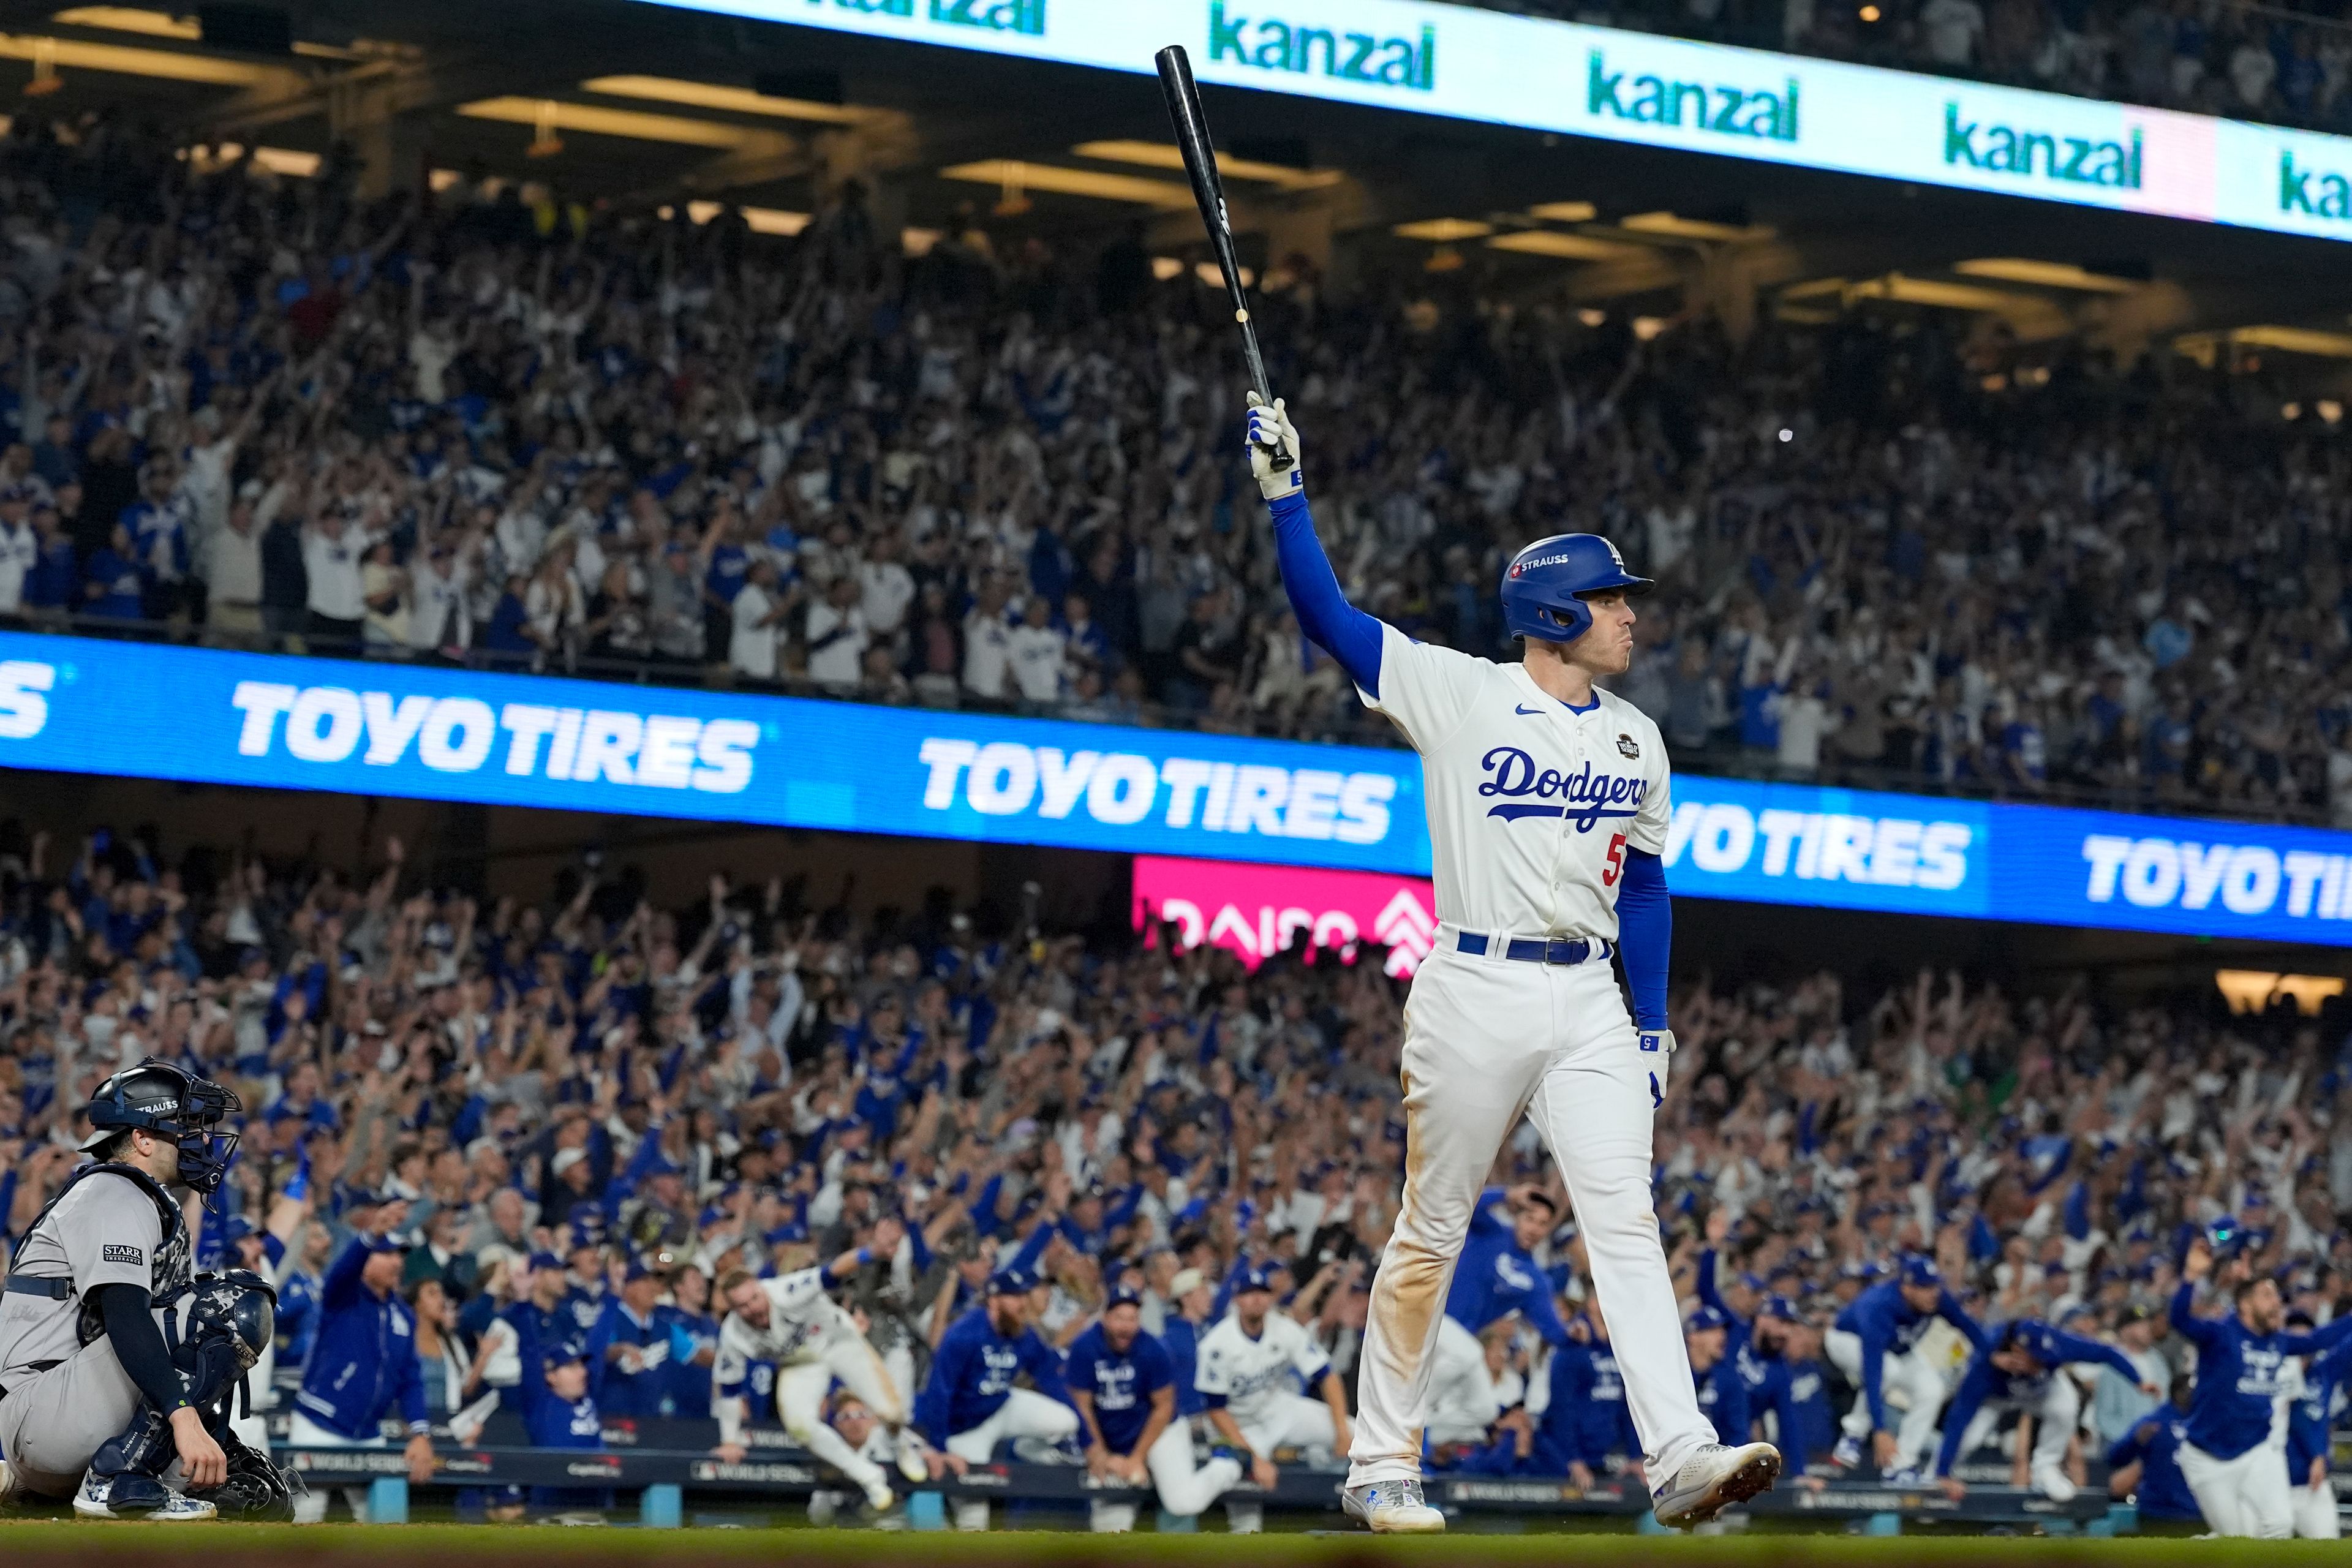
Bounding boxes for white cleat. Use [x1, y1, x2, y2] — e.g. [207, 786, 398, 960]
[1651, 1441, 1782, 1529]
[862, 1477, 896, 1513]
[73, 1470, 217, 1522]
[1338, 1477, 1446, 1533]
[894, 1428, 930, 1485]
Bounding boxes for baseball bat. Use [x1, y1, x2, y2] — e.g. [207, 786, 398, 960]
[1155, 43, 1291, 470]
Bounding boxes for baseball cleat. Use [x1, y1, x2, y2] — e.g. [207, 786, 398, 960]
[1829, 1434, 1863, 1469]
[1338, 1477, 1446, 1533]
[74, 1471, 218, 1521]
[894, 1430, 930, 1485]
[862, 1477, 896, 1513]
[1651, 1441, 1782, 1529]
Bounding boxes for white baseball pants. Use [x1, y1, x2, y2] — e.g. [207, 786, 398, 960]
[1953, 1371, 2081, 1499]
[1348, 940, 1709, 1492]
[1425, 1315, 1502, 1446]
[1225, 1392, 1341, 1532]
[946, 1388, 1079, 1530]
[774, 1330, 907, 1502]
[2293, 1475, 2342, 1539]
[286, 1411, 386, 1524]
[1087, 1422, 1245, 1531]
[1825, 1328, 1947, 1471]
[2179, 1438, 2294, 1538]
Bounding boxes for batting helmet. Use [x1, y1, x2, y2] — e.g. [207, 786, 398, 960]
[81, 1057, 241, 1194]
[1498, 533, 1653, 645]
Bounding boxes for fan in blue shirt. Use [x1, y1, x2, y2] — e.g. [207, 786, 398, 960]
[524, 1343, 613, 1515]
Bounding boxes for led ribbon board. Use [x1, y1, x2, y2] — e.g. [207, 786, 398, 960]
[4, 630, 2351, 942]
[628, 0, 2352, 241]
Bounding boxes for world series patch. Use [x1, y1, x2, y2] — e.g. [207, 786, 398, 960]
[1616, 733, 1640, 759]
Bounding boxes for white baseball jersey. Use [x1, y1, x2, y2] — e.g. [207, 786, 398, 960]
[1362, 622, 1669, 939]
[714, 1267, 854, 1379]
[1194, 1311, 1331, 1425]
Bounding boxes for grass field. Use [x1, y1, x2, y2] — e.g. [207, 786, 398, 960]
[0, 1523, 2343, 1567]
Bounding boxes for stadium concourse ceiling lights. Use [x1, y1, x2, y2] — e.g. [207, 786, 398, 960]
[937, 159, 1195, 209]
[578, 74, 875, 126]
[1953, 257, 2139, 293]
[2175, 324, 2352, 360]
[49, 5, 362, 59]
[1619, 210, 1773, 243]
[456, 97, 754, 149]
[1070, 139, 1342, 193]
[1391, 217, 1491, 242]
[1486, 230, 1642, 262]
[0, 31, 285, 85]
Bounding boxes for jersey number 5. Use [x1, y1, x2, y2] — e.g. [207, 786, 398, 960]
[1601, 832, 1627, 888]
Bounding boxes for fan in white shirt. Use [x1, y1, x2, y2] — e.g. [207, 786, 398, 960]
[1006, 597, 1069, 703]
[804, 576, 870, 689]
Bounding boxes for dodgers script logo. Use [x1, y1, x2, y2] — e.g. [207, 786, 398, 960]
[1479, 746, 1645, 830]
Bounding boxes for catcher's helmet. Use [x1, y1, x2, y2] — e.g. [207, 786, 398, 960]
[80, 1057, 241, 1194]
[1499, 533, 1653, 645]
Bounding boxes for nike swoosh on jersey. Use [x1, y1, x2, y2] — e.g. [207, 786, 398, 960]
[1513, 704, 1545, 715]
[1487, 804, 1642, 822]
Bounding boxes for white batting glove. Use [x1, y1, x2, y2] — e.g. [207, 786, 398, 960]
[1245, 391, 1302, 502]
[1638, 1029, 1676, 1056]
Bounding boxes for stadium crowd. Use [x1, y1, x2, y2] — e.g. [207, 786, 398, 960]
[1469, 0, 2352, 132]
[0, 822, 2348, 1529]
[0, 116, 2347, 825]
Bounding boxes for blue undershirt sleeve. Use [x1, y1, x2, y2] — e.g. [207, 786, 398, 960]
[1267, 491, 1384, 698]
[1616, 849, 1670, 1031]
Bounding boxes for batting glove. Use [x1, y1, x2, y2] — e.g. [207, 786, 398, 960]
[1638, 1029, 1676, 1055]
[1245, 391, 1302, 502]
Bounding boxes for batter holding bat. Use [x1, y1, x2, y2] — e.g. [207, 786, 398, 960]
[1238, 394, 1781, 1533]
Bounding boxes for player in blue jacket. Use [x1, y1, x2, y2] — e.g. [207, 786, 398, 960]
[288, 1221, 434, 1522]
[1532, 1300, 1639, 1483]
[1930, 1318, 2154, 1501]
[2107, 1392, 2204, 1532]
[916, 1264, 1079, 1530]
[2171, 1234, 2352, 1537]
[2283, 1312, 2351, 1539]
[524, 1343, 612, 1516]
[1696, 1222, 1777, 1415]
[1686, 1307, 1751, 1447]
[1825, 1257, 1982, 1474]
[1749, 1297, 1836, 1466]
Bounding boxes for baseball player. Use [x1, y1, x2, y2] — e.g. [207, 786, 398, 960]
[1433, 1186, 1570, 1441]
[1686, 1307, 1752, 1446]
[2170, 1235, 2352, 1536]
[710, 1227, 928, 1515]
[2282, 1312, 2350, 1538]
[1195, 1262, 1352, 1533]
[1824, 1256, 1980, 1474]
[1145, 1267, 1248, 1525]
[2107, 1396, 2206, 1531]
[1246, 395, 1777, 1532]
[0, 1059, 293, 1521]
[1929, 1318, 2155, 1502]
[1068, 1283, 1241, 1532]
[918, 1263, 1081, 1531]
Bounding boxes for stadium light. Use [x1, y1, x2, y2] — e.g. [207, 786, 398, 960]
[1070, 140, 1341, 192]
[1621, 211, 1772, 243]
[1528, 201, 1598, 223]
[580, 75, 872, 126]
[937, 159, 1194, 209]
[1486, 230, 1640, 261]
[1953, 258, 2138, 293]
[2215, 969, 2345, 1016]
[1847, 273, 2070, 337]
[0, 32, 281, 86]
[1392, 218, 1493, 241]
[456, 97, 753, 150]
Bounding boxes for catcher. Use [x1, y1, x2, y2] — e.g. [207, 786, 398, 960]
[0, 1058, 300, 1520]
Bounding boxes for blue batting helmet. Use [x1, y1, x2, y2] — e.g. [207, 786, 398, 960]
[1499, 534, 1652, 645]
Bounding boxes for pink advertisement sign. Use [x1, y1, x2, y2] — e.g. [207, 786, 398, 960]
[1132, 854, 1440, 976]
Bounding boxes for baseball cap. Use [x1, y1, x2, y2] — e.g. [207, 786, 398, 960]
[1233, 1264, 1276, 1295]
[527, 1251, 563, 1273]
[1168, 1268, 1205, 1298]
[1901, 1256, 1942, 1289]
[764, 1221, 809, 1247]
[542, 1340, 588, 1371]
[1105, 1285, 1144, 1311]
[1685, 1305, 1730, 1333]
[1758, 1294, 1800, 1322]
[989, 1264, 1037, 1296]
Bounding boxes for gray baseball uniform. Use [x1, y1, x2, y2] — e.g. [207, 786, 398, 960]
[0, 1163, 192, 1498]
